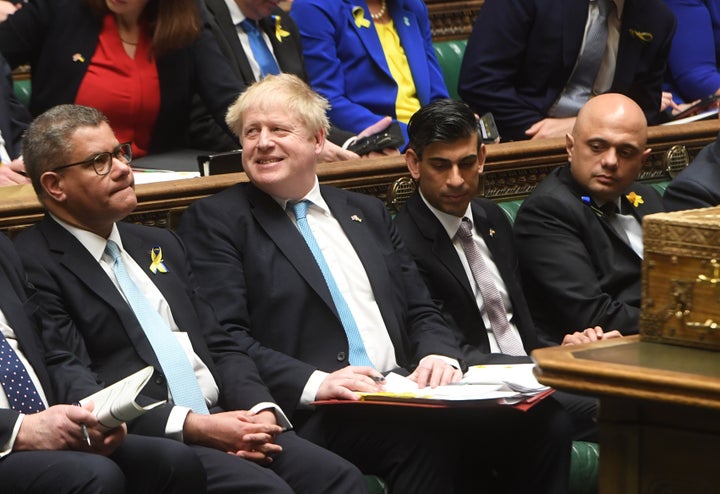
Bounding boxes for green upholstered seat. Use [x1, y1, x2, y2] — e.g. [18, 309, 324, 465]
[497, 199, 524, 224]
[432, 39, 468, 101]
[365, 475, 388, 494]
[13, 78, 31, 108]
[569, 441, 599, 494]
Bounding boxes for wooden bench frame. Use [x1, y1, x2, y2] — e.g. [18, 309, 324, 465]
[1, 119, 718, 236]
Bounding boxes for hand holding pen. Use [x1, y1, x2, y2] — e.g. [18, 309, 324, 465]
[315, 366, 386, 402]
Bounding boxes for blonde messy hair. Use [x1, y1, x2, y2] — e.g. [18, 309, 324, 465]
[225, 74, 330, 139]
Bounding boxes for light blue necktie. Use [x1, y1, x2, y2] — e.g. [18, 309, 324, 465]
[291, 201, 374, 367]
[240, 19, 280, 78]
[0, 333, 45, 414]
[104, 240, 209, 414]
[550, 0, 615, 117]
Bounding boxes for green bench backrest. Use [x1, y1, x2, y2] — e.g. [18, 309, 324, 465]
[13, 78, 31, 108]
[433, 39, 468, 101]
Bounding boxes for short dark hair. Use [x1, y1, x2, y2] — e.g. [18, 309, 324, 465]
[23, 104, 109, 197]
[407, 99, 478, 159]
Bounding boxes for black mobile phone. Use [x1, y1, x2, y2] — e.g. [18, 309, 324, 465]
[347, 122, 404, 155]
[671, 94, 720, 121]
[478, 112, 500, 143]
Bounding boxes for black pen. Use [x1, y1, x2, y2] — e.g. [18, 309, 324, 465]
[73, 402, 92, 447]
[371, 375, 385, 383]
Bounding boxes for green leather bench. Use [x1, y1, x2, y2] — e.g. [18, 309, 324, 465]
[12, 77, 31, 108]
[433, 39, 468, 101]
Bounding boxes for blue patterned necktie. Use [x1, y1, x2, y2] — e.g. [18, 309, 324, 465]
[240, 19, 280, 78]
[550, 0, 615, 117]
[104, 240, 209, 414]
[0, 333, 45, 413]
[291, 201, 374, 367]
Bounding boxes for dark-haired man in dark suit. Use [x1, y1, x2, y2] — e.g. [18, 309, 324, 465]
[663, 132, 720, 211]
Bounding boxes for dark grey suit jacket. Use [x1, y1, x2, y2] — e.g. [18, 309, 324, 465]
[663, 133, 720, 211]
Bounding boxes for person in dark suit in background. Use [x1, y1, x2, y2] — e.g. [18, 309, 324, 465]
[178, 73, 574, 494]
[663, 132, 720, 211]
[458, 0, 676, 141]
[514, 93, 665, 344]
[0, 53, 30, 185]
[395, 98, 620, 441]
[0, 232, 207, 494]
[188, 0, 394, 161]
[13, 103, 367, 494]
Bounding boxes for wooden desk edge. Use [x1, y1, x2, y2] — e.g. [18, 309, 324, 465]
[532, 336, 720, 410]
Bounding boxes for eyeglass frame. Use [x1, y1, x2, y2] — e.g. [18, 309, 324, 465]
[51, 142, 133, 176]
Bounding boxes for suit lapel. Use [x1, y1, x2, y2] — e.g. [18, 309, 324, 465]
[247, 185, 339, 318]
[391, 5, 429, 103]
[260, 12, 304, 77]
[206, 0, 257, 85]
[39, 218, 161, 368]
[613, 0, 645, 90]
[343, 0, 393, 80]
[563, 0, 590, 69]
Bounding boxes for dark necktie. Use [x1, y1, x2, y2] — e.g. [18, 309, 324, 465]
[0, 332, 45, 414]
[456, 218, 525, 356]
[104, 240, 209, 414]
[550, 0, 615, 117]
[240, 19, 280, 78]
[290, 200, 374, 367]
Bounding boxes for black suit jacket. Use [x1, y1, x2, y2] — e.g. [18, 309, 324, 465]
[0, 55, 30, 159]
[177, 183, 464, 419]
[0, 0, 242, 154]
[514, 165, 664, 342]
[663, 133, 720, 211]
[0, 234, 55, 447]
[458, 0, 676, 140]
[14, 217, 276, 436]
[187, 1, 352, 150]
[395, 192, 540, 365]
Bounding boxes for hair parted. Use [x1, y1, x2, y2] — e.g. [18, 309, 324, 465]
[23, 104, 109, 196]
[225, 73, 330, 139]
[407, 99, 479, 159]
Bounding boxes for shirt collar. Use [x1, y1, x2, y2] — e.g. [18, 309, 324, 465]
[418, 190, 473, 240]
[50, 212, 123, 262]
[271, 177, 331, 214]
[223, 0, 248, 26]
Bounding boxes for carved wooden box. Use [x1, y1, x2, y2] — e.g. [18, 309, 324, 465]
[642, 207, 720, 350]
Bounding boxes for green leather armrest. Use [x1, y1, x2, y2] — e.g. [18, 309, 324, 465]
[569, 441, 599, 494]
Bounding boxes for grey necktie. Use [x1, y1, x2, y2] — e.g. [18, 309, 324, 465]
[550, 0, 615, 117]
[456, 218, 525, 356]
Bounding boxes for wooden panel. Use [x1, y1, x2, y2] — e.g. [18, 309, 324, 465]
[2, 119, 719, 235]
[425, 0, 484, 40]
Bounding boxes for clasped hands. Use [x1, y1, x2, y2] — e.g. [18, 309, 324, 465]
[184, 409, 283, 465]
[315, 355, 462, 401]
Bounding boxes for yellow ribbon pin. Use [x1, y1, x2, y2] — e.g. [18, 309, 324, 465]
[274, 15, 290, 42]
[352, 6, 371, 28]
[626, 192, 644, 207]
[628, 29, 653, 43]
[149, 247, 168, 274]
[72, 53, 85, 63]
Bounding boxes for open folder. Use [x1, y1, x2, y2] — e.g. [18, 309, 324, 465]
[79, 366, 166, 431]
[313, 364, 553, 411]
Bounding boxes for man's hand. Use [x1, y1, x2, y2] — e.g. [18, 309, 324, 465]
[14, 403, 125, 455]
[561, 326, 623, 346]
[0, 159, 30, 186]
[315, 366, 385, 401]
[0, 1, 20, 22]
[184, 410, 283, 464]
[525, 117, 576, 140]
[408, 355, 462, 389]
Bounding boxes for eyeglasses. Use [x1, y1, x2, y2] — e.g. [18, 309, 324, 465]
[52, 142, 133, 176]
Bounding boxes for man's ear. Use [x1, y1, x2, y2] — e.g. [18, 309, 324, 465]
[40, 171, 66, 203]
[477, 143, 487, 174]
[641, 147, 652, 163]
[405, 148, 421, 180]
[565, 133, 575, 163]
[313, 128, 326, 156]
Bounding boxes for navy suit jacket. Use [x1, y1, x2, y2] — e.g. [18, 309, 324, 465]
[395, 192, 541, 365]
[177, 183, 464, 419]
[0, 0, 241, 154]
[458, 0, 676, 141]
[514, 165, 665, 342]
[663, 133, 720, 211]
[289, 0, 448, 143]
[0, 55, 30, 159]
[0, 234, 55, 447]
[14, 218, 276, 436]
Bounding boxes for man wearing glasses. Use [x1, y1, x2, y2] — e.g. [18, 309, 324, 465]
[13, 104, 367, 494]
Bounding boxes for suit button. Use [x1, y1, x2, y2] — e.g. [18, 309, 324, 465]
[336, 352, 346, 362]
